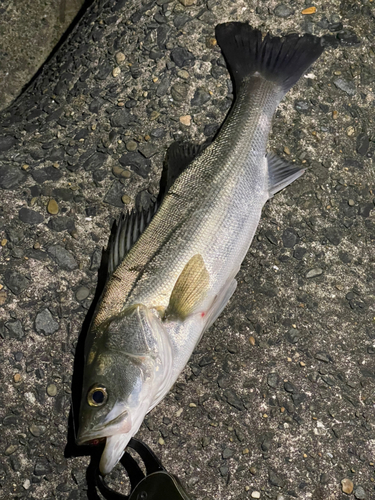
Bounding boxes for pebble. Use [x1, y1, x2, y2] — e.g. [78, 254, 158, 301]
[219, 465, 229, 476]
[19, 207, 44, 224]
[178, 0, 196, 5]
[222, 447, 235, 459]
[115, 52, 125, 64]
[7, 228, 24, 244]
[346, 126, 355, 137]
[249, 336, 256, 345]
[47, 383, 57, 397]
[0, 291, 7, 306]
[1, 238, 7, 246]
[341, 478, 354, 494]
[274, 4, 294, 18]
[4, 319, 24, 339]
[177, 69, 189, 79]
[138, 143, 157, 158]
[251, 492, 261, 499]
[305, 268, 323, 278]
[35, 309, 59, 336]
[338, 31, 361, 47]
[158, 438, 165, 445]
[47, 199, 59, 215]
[269, 469, 284, 487]
[122, 195, 131, 204]
[334, 78, 356, 96]
[191, 88, 211, 107]
[48, 216, 75, 232]
[47, 244, 78, 270]
[171, 83, 189, 102]
[5, 444, 18, 456]
[34, 458, 52, 476]
[315, 352, 330, 363]
[23, 479, 31, 490]
[75, 286, 90, 301]
[302, 6, 316, 14]
[4, 271, 29, 295]
[249, 467, 256, 475]
[13, 373, 22, 383]
[348, 199, 355, 206]
[354, 486, 366, 499]
[356, 133, 369, 156]
[29, 424, 47, 437]
[126, 140, 138, 152]
[180, 115, 191, 126]
[0, 164, 26, 189]
[113, 165, 125, 177]
[282, 228, 298, 248]
[284, 381, 296, 393]
[112, 67, 121, 77]
[0, 135, 17, 151]
[202, 436, 211, 447]
[170, 47, 194, 67]
[267, 372, 279, 389]
[295, 100, 310, 114]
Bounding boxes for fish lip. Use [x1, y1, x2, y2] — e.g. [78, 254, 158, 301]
[76, 429, 107, 446]
[76, 409, 129, 446]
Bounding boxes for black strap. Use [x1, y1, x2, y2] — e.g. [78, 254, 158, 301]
[95, 438, 168, 500]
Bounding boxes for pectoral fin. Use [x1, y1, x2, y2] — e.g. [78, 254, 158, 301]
[165, 254, 209, 321]
[203, 278, 237, 334]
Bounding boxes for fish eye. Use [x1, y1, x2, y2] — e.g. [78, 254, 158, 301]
[87, 385, 108, 407]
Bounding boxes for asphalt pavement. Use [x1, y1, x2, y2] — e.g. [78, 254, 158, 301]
[0, 1, 374, 499]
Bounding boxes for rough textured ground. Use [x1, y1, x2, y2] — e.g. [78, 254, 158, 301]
[0, 1, 374, 499]
[0, 0, 85, 111]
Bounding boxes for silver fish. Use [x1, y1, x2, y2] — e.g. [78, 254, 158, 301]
[77, 22, 323, 475]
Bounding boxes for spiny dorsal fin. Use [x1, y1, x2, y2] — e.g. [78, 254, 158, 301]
[108, 203, 158, 276]
[165, 254, 210, 321]
[267, 153, 305, 197]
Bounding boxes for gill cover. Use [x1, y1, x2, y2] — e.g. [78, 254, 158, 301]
[77, 304, 173, 475]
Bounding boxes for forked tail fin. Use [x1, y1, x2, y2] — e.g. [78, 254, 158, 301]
[215, 22, 323, 95]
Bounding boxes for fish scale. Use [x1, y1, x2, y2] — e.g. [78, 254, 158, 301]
[77, 22, 324, 476]
[95, 79, 281, 325]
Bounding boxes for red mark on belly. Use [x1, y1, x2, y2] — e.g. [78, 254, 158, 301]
[201, 312, 205, 318]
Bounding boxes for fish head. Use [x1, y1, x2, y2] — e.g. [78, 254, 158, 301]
[76, 304, 172, 475]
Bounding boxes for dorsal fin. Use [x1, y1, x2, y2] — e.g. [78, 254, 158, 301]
[107, 202, 158, 276]
[159, 141, 209, 197]
[107, 141, 209, 277]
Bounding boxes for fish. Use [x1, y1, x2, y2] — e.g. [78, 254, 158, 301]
[76, 22, 324, 475]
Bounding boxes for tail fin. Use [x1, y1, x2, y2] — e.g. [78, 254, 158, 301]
[215, 23, 323, 94]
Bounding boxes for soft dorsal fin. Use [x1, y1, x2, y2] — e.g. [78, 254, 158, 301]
[165, 254, 210, 321]
[108, 203, 158, 276]
[160, 141, 209, 195]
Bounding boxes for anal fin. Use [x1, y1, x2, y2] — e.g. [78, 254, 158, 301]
[267, 153, 305, 197]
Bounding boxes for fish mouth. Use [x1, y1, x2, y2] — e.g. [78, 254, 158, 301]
[99, 434, 133, 475]
[76, 409, 130, 446]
